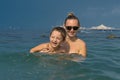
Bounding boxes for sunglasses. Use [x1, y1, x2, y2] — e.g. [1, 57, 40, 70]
[66, 26, 79, 30]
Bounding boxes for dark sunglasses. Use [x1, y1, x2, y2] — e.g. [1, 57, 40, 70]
[66, 26, 79, 30]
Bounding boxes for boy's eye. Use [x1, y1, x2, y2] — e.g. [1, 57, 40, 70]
[57, 37, 61, 40]
[51, 36, 62, 40]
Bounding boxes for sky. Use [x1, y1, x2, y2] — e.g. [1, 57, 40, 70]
[0, 0, 120, 29]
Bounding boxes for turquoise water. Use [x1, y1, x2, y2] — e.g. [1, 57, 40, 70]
[0, 27, 120, 80]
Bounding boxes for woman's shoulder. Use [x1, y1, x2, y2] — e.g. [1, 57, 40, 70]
[77, 38, 86, 45]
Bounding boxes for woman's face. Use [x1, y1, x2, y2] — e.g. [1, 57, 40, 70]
[65, 19, 79, 38]
[50, 30, 63, 48]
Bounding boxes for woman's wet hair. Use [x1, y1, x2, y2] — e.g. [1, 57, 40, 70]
[64, 12, 80, 26]
[50, 27, 66, 41]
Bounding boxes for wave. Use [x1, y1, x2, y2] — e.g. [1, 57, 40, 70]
[80, 24, 120, 30]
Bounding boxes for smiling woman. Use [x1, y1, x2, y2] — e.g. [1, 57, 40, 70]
[63, 12, 87, 57]
[30, 26, 69, 54]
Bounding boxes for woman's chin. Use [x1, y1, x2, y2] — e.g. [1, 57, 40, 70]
[69, 35, 75, 38]
[68, 33, 76, 37]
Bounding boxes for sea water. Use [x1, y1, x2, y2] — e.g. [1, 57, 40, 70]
[0, 27, 120, 80]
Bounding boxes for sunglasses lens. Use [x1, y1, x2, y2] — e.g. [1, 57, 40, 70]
[66, 26, 72, 30]
[73, 27, 79, 30]
[66, 26, 79, 30]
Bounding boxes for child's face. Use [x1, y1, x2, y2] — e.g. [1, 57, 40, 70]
[50, 30, 63, 48]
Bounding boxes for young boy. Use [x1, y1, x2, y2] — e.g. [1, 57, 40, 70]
[30, 27, 69, 54]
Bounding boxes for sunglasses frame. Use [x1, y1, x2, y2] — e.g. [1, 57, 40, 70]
[65, 26, 79, 30]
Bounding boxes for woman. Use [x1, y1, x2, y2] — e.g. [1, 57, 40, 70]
[63, 12, 87, 57]
[30, 27, 68, 54]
